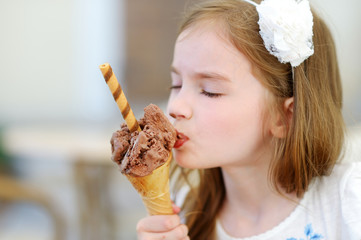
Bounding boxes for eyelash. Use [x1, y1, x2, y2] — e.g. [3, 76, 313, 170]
[170, 85, 222, 98]
[169, 85, 181, 90]
[201, 90, 222, 98]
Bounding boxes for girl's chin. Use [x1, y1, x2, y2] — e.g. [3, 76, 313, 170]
[173, 154, 210, 169]
[173, 158, 190, 168]
[173, 154, 196, 169]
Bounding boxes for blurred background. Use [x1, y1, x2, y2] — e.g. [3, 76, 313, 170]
[0, 0, 360, 239]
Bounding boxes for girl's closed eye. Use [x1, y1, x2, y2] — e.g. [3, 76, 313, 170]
[170, 85, 182, 91]
[201, 89, 223, 98]
[200, 81, 227, 98]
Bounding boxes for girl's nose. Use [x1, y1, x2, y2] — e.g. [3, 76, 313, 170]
[167, 93, 192, 120]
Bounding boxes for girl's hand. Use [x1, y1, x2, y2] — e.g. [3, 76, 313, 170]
[136, 215, 189, 240]
[136, 204, 189, 240]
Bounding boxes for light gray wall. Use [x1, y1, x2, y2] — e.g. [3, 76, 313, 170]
[0, 0, 125, 124]
[311, 0, 361, 124]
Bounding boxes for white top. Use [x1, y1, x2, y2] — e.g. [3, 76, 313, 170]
[215, 162, 361, 240]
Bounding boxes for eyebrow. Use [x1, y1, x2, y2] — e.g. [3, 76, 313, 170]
[170, 66, 231, 83]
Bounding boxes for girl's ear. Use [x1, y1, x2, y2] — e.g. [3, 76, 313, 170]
[270, 97, 294, 138]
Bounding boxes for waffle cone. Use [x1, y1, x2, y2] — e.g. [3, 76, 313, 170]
[126, 153, 173, 215]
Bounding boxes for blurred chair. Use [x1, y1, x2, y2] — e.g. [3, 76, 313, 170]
[0, 128, 65, 240]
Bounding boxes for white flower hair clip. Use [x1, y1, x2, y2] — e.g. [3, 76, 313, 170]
[242, 0, 314, 67]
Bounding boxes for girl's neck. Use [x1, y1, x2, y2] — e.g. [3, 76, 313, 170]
[218, 164, 300, 238]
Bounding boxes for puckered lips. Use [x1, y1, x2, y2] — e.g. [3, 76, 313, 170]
[174, 131, 189, 149]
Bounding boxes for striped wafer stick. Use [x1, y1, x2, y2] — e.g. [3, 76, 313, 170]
[100, 63, 173, 215]
[99, 63, 141, 133]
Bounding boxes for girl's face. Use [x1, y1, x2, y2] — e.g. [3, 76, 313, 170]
[167, 23, 274, 169]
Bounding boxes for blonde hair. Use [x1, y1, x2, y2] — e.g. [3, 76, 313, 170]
[171, 0, 345, 239]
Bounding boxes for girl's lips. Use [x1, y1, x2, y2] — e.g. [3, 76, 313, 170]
[174, 131, 189, 149]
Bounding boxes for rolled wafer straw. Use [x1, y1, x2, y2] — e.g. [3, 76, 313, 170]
[99, 63, 141, 133]
[99, 62, 173, 215]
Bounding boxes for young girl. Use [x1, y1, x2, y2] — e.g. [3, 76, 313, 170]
[134, 0, 361, 239]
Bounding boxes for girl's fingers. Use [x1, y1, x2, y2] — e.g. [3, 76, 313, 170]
[137, 223, 189, 240]
[172, 202, 181, 214]
[136, 214, 181, 233]
[136, 214, 189, 240]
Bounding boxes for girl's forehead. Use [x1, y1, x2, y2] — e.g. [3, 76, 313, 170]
[175, 22, 242, 62]
[175, 21, 251, 69]
[177, 20, 231, 44]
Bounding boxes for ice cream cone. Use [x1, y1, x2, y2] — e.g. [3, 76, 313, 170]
[100, 63, 173, 215]
[126, 153, 173, 215]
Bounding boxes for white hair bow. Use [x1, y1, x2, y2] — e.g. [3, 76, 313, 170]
[243, 0, 314, 67]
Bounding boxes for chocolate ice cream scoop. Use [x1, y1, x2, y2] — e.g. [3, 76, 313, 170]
[111, 104, 176, 177]
[100, 63, 174, 215]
